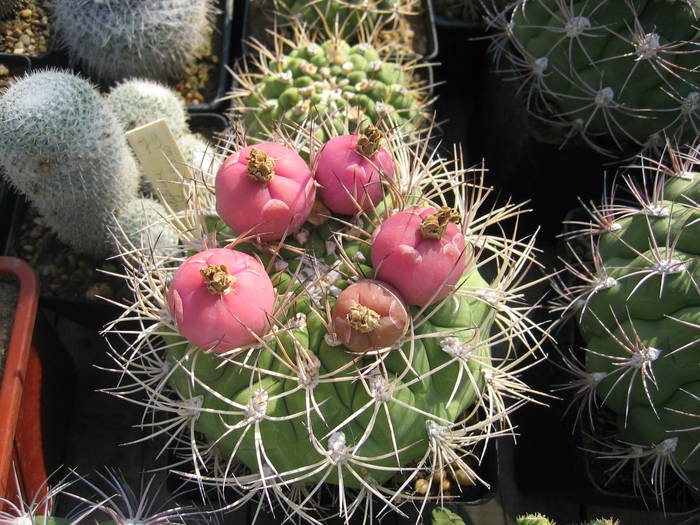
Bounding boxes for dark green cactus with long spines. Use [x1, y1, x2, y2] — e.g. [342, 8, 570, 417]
[489, 0, 700, 156]
[106, 120, 545, 524]
[230, 24, 430, 142]
[553, 141, 700, 505]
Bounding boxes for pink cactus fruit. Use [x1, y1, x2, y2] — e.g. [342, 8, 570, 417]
[167, 248, 275, 353]
[371, 206, 467, 306]
[215, 142, 316, 241]
[331, 279, 409, 353]
[314, 125, 395, 215]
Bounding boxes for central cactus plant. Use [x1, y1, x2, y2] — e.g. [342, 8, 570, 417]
[553, 141, 700, 506]
[106, 118, 544, 523]
[489, 0, 700, 155]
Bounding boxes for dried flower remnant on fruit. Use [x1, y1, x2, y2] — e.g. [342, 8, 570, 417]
[420, 207, 462, 240]
[246, 147, 276, 182]
[347, 303, 381, 333]
[356, 125, 384, 157]
[200, 264, 234, 294]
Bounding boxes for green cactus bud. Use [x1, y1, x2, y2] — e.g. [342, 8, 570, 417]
[0, 70, 140, 256]
[491, 0, 700, 155]
[106, 79, 189, 138]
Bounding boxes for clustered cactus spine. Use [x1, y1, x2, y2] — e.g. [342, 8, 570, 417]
[0, 70, 140, 256]
[489, 0, 700, 155]
[106, 119, 545, 524]
[553, 141, 700, 503]
[517, 514, 618, 525]
[52, 0, 212, 82]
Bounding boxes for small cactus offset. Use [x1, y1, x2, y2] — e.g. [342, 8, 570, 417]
[516, 515, 619, 525]
[0, 70, 140, 256]
[52, 0, 212, 83]
[105, 118, 546, 524]
[552, 141, 700, 505]
[489, 0, 700, 155]
[111, 197, 180, 258]
[230, 23, 430, 142]
[106, 79, 189, 138]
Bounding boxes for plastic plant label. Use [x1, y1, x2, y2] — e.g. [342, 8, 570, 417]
[126, 118, 190, 212]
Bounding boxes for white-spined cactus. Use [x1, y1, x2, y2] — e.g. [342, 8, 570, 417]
[111, 197, 180, 258]
[552, 141, 700, 508]
[0, 70, 139, 256]
[52, 0, 212, 83]
[105, 118, 547, 524]
[106, 79, 189, 138]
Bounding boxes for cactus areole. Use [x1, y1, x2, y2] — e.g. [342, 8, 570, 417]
[215, 142, 316, 241]
[167, 248, 275, 352]
[372, 206, 467, 306]
[315, 126, 396, 215]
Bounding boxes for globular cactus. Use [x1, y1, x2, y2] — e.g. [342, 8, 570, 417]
[517, 515, 618, 525]
[0, 70, 139, 256]
[552, 141, 700, 506]
[106, 119, 546, 524]
[178, 133, 221, 174]
[111, 197, 180, 257]
[52, 0, 212, 83]
[106, 79, 189, 138]
[489, 0, 700, 155]
[230, 24, 429, 142]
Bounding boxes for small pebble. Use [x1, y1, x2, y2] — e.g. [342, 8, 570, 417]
[0, 64, 8, 76]
[19, 9, 32, 19]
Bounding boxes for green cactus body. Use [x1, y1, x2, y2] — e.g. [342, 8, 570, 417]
[516, 515, 618, 525]
[233, 35, 427, 142]
[0, 71, 140, 256]
[496, 0, 700, 154]
[558, 144, 700, 498]
[162, 268, 493, 488]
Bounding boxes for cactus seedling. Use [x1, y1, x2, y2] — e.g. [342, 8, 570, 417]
[215, 142, 317, 241]
[315, 125, 396, 214]
[489, 0, 700, 155]
[552, 141, 700, 506]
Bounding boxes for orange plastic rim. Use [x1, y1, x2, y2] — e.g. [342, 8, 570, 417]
[0, 256, 40, 503]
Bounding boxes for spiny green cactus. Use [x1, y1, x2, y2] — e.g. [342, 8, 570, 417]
[0, 70, 139, 256]
[230, 25, 429, 142]
[111, 197, 180, 257]
[52, 0, 212, 82]
[489, 0, 700, 156]
[106, 119, 545, 523]
[516, 515, 618, 525]
[553, 141, 700, 506]
[106, 79, 189, 138]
